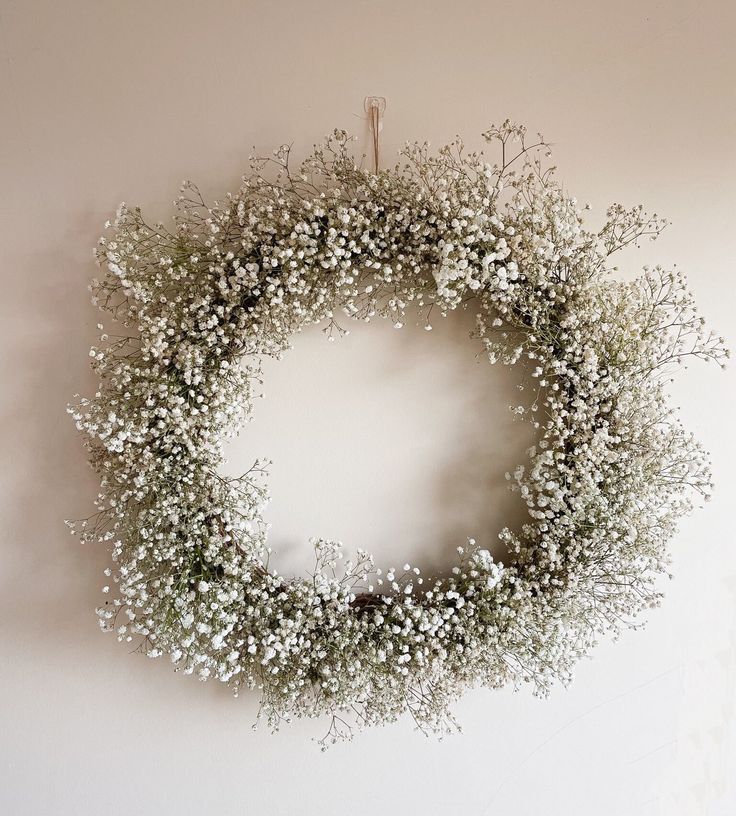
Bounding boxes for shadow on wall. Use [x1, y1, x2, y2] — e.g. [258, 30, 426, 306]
[1, 211, 113, 645]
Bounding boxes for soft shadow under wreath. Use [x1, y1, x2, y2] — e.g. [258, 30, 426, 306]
[68, 121, 727, 745]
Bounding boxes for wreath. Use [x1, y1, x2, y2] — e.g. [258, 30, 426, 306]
[69, 121, 726, 744]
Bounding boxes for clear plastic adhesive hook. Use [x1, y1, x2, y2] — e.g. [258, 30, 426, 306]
[364, 96, 387, 130]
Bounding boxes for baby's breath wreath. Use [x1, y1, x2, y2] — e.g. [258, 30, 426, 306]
[69, 122, 727, 745]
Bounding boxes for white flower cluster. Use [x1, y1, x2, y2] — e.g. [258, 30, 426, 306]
[68, 121, 727, 745]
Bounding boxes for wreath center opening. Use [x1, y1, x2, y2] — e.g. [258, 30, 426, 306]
[222, 305, 536, 580]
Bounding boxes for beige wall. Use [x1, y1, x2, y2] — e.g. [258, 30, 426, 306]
[1, 1, 735, 813]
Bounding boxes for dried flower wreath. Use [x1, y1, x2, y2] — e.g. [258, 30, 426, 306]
[69, 122, 726, 745]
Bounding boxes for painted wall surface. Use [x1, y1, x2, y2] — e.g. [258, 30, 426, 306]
[1, 1, 734, 813]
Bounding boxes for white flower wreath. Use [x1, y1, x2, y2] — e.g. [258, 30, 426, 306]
[69, 122, 726, 745]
